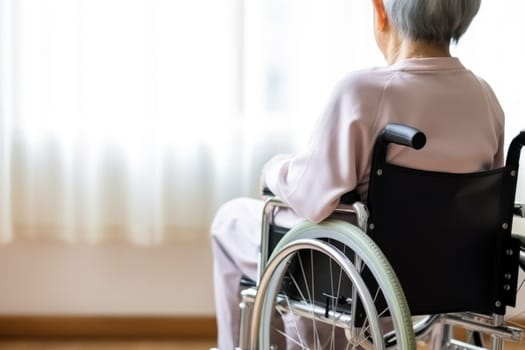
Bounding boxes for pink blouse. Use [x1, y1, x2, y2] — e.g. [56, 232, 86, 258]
[263, 57, 504, 223]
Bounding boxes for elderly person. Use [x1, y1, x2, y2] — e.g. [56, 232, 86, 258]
[211, 0, 501, 348]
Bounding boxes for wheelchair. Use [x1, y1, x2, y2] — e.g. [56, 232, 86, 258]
[237, 123, 525, 349]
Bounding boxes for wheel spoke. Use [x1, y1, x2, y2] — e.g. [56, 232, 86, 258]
[280, 294, 306, 346]
[252, 221, 416, 350]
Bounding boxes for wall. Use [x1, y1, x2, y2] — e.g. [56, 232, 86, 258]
[0, 218, 525, 318]
[0, 238, 215, 316]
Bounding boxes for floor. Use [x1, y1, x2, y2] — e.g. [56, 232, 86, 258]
[417, 341, 525, 350]
[0, 339, 523, 350]
[0, 340, 216, 350]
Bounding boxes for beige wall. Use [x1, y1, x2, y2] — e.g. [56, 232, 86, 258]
[0, 238, 215, 316]
[0, 217, 524, 317]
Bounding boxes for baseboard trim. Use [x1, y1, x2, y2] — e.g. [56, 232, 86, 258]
[0, 314, 521, 340]
[0, 316, 217, 339]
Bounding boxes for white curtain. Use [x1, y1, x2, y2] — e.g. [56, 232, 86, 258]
[0, 0, 523, 244]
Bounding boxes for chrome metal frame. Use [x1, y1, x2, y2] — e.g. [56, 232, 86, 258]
[258, 197, 290, 284]
[258, 197, 369, 284]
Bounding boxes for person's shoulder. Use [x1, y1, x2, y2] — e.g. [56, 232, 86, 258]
[472, 74, 503, 105]
[474, 75, 498, 96]
[333, 66, 395, 98]
[473, 75, 504, 120]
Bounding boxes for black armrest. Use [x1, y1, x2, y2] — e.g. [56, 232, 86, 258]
[341, 190, 361, 205]
[264, 187, 360, 205]
[240, 275, 257, 288]
[262, 187, 275, 197]
[379, 123, 426, 150]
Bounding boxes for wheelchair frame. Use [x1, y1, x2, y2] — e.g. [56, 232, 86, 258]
[238, 125, 525, 350]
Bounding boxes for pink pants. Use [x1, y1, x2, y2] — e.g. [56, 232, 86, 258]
[211, 197, 305, 349]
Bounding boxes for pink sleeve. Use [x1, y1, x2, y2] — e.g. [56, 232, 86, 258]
[494, 132, 504, 167]
[263, 80, 375, 223]
[477, 77, 505, 168]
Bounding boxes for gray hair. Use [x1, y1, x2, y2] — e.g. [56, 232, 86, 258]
[383, 0, 481, 43]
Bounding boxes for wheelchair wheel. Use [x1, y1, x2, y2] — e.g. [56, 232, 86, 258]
[250, 220, 416, 349]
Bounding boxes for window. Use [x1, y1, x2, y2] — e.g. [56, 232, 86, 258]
[0, 0, 522, 243]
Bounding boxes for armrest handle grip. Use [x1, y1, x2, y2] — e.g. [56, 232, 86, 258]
[379, 123, 426, 150]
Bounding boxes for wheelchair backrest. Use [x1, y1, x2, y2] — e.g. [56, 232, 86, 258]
[365, 124, 524, 316]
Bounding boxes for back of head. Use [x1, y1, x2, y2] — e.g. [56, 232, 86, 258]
[383, 0, 481, 43]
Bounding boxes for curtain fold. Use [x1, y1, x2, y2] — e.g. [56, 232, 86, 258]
[0, 0, 523, 243]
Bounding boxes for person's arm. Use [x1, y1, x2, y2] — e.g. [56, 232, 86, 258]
[262, 79, 373, 223]
[477, 77, 505, 168]
[494, 130, 505, 167]
[259, 154, 292, 196]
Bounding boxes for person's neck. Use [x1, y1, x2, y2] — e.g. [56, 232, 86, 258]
[386, 39, 451, 64]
